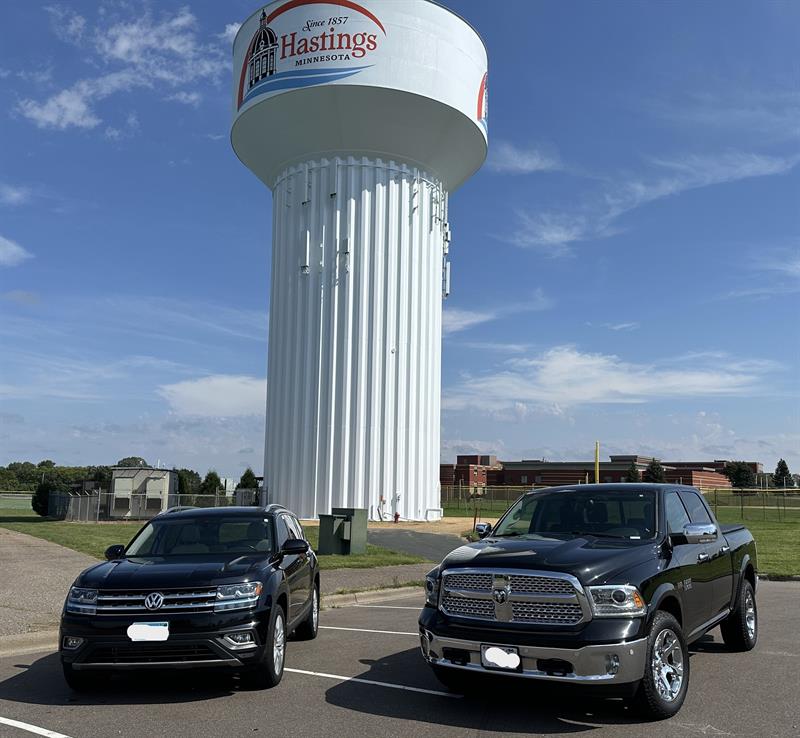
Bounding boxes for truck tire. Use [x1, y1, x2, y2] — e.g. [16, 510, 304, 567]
[243, 602, 286, 688]
[294, 582, 319, 640]
[633, 611, 690, 720]
[720, 579, 757, 652]
[431, 665, 482, 695]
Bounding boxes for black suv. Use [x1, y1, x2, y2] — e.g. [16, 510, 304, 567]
[59, 504, 319, 690]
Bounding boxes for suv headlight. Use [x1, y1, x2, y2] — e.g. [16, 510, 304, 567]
[66, 587, 98, 615]
[587, 585, 646, 617]
[424, 569, 440, 607]
[215, 582, 263, 612]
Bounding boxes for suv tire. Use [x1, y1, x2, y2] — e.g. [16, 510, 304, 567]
[633, 611, 690, 720]
[294, 583, 319, 640]
[244, 602, 286, 689]
[62, 663, 102, 692]
[720, 579, 757, 651]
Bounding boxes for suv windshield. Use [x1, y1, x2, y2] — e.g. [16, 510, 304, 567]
[493, 488, 657, 540]
[126, 516, 274, 556]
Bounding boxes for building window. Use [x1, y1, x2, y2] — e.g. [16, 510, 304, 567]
[521, 475, 528, 484]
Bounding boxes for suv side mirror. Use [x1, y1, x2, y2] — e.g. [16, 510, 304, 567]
[282, 538, 310, 555]
[680, 523, 718, 545]
[475, 522, 492, 539]
[105, 544, 126, 560]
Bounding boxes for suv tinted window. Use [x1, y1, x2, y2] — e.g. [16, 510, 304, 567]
[665, 491, 691, 534]
[275, 515, 291, 548]
[286, 516, 304, 540]
[678, 491, 712, 525]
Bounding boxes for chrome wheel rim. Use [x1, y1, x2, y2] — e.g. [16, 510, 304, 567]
[273, 613, 285, 673]
[745, 589, 756, 640]
[651, 628, 684, 702]
[311, 589, 319, 632]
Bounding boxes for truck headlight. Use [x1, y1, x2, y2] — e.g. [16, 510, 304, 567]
[66, 587, 98, 615]
[424, 570, 440, 607]
[587, 585, 646, 617]
[215, 582, 263, 612]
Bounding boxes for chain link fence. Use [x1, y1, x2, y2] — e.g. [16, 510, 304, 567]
[47, 490, 262, 522]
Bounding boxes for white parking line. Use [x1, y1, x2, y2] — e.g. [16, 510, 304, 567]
[352, 605, 420, 610]
[284, 668, 459, 698]
[0, 716, 73, 738]
[320, 626, 417, 636]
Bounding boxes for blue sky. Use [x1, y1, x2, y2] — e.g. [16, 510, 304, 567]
[1, 1, 798, 478]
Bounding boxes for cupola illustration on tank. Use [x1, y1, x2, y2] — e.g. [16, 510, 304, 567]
[247, 10, 278, 89]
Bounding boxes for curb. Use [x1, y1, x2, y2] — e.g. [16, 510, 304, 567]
[322, 585, 422, 609]
[0, 630, 59, 659]
[758, 574, 800, 582]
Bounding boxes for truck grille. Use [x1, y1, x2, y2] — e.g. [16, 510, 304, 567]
[95, 588, 217, 615]
[440, 569, 590, 626]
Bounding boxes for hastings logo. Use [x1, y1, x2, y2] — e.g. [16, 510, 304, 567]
[237, 0, 386, 109]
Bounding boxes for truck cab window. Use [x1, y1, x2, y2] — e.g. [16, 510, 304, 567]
[665, 491, 691, 534]
[678, 491, 713, 525]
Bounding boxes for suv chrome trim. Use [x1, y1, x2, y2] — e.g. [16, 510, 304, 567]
[439, 568, 591, 626]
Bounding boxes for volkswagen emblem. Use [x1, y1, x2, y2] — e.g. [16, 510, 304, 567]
[144, 592, 164, 611]
[492, 588, 508, 604]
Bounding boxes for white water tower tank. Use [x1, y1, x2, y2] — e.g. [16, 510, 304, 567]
[231, 0, 487, 520]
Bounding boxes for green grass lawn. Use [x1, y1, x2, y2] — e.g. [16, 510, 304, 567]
[0, 507, 427, 570]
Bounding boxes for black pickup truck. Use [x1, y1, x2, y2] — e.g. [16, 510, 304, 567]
[419, 484, 757, 719]
[59, 505, 319, 691]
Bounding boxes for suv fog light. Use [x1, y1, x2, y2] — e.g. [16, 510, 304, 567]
[224, 632, 255, 647]
[606, 654, 620, 675]
[62, 636, 84, 650]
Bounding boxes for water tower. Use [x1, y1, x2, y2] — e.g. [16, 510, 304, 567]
[231, 0, 487, 520]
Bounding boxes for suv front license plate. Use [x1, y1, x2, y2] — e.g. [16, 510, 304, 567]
[480, 645, 521, 671]
[127, 622, 169, 642]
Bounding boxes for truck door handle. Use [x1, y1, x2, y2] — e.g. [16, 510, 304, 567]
[719, 545, 730, 554]
[697, 552, 710, 563]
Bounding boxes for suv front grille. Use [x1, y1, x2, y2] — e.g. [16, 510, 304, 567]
[440, 568, 590, 626]
[86, 643, 218, 663]
[95, 588, 217, 615]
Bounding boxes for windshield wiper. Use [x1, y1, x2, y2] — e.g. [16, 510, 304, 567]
[570, 531, 629, 539]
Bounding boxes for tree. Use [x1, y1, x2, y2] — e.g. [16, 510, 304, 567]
[723, 461, 756, 490]
[236, 467, 258, 490]
[31, 478, 68, 517]
[772, 459, 794, 488]
[626, 461, 641, 483]
[200, 470, 222, 495]
[37, 459, 55, 468]
[642, 459, 666, 483]
[0, 468, 20, 491]
[90, 466, 112, 489]
[116, 456, 148, 467]
[175, 468, 201, 496]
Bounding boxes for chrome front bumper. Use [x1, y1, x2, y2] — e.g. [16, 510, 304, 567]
[420, 629, 648, 684]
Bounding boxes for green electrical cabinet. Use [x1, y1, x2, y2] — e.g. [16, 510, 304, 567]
[318, 507, 367, 555]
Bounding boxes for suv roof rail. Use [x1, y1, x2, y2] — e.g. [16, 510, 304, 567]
[160, 506, 198, 515]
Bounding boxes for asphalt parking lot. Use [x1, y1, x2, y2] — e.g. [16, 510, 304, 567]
[0, 582, 797, 738]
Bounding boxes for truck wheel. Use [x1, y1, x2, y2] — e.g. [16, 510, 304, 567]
[633, 611, 690, 720]
[431, 665, 481, 695]
[243, 603, 286, 688]
[720, 579, 757, 651]
[62, 663, 102, 692]
[294, 583, 319, 640]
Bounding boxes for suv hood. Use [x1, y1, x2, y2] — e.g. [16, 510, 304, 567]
[440, 536, 658, 586]
[75, 555, 269, 589]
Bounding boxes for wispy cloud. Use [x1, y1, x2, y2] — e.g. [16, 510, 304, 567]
[219, 23, 242, 44]
[602, 322, 640, 332]
[167, 91, 202, 107]
[504, 151, 799, 254]
[17, 7, 226, 131]
[0, 235, 33, 267]
[443, 345, 779, 413]
[0, 183, 32, 206]
[443, 289, 553, 335]
[159, 375, 266, 417]
[2, 290, 40, 306]
[487, 141, 561, 174]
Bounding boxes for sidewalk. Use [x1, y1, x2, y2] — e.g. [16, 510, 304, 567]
[321, 563, 431, 595]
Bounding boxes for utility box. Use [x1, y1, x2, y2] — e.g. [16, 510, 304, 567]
[318, 507, 367, 555]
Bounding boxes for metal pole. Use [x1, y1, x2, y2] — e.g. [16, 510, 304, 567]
[595, 441, 600, 484]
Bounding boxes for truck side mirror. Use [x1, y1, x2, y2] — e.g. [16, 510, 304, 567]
[475, 523, 492, 539]
[681, 523, 718, 545]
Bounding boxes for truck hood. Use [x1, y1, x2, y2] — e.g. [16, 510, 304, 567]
[75, 555, 269, 589]
[440, 536, 658, 586]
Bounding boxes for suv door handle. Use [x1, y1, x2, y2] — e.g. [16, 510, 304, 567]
[697, 552, 710, 563]
[719, 545, 730, 554]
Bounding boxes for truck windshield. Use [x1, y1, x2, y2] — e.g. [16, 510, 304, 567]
[492, 489, 657, 540]
[126, 517, 274, 556]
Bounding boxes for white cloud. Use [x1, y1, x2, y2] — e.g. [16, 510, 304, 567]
[0, 236, 33, 267]
[443, 289, 553, 335]
[159, 375, 267, 417]
[168, 91, 202, 107]
[2, 290, 40, 306]
[0, 184, 31, 206]
[602, 322, 640, 332]
[45, 6, 87, 43]
[444, 345, 778, 412]
[505, 151, 799, 254]
[17, 8, 226, 131]
[220, 23, 242, 44]
[487, 141, 561, 174]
